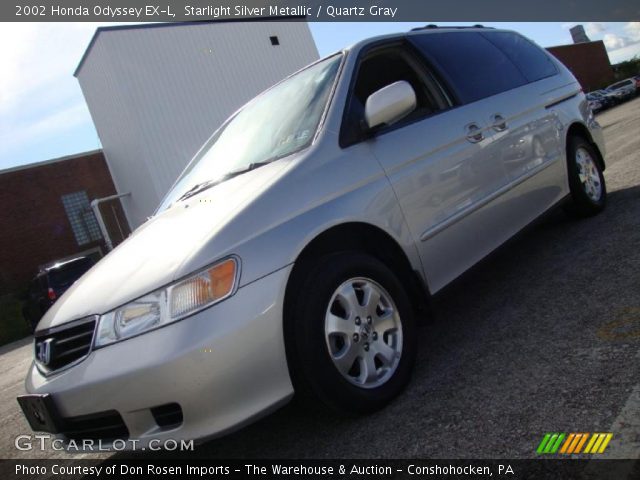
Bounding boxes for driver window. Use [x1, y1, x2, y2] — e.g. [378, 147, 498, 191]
[341, 47, 448, 147]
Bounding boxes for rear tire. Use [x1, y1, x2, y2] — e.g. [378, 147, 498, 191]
[564, 136, 606, 217]
[290, 252, 417, 414]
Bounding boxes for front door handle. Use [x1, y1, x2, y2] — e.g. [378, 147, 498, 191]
[491, 114, 508, 132]
[465, 123, 484, 143]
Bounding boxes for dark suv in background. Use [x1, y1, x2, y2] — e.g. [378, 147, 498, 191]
[22, 256, 96, 332]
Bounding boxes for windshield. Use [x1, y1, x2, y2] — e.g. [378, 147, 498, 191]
[158, 54, 343, 211]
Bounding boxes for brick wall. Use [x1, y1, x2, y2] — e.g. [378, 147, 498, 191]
[0, 151, 130, 294]
[547, 41, 614, 92]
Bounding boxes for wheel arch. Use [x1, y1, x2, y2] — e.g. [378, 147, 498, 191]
[281, 221, 430, 391]
[284, 222, 431, 321]
[566, 122, 606, 171]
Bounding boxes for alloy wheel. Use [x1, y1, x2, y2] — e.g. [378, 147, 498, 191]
[575, 147, 602, 202]
[324, 277, 403, 389]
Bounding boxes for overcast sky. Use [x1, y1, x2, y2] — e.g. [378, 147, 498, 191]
[1, 21, 639, 171]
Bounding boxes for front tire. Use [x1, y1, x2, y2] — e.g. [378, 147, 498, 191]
[290, 252, 417, 414]
[564, 136, 606, 217]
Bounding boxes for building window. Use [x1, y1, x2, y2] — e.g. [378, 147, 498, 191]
[270, 36, 280, 46]
[61, 191, 102, 246]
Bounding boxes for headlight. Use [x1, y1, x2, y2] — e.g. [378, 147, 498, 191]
[95, 257, 239, 347]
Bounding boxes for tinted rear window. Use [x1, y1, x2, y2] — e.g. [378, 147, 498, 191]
[410, 32, 527, 104]
[48, 259, 93, 287]
[481, 31, 557, 82]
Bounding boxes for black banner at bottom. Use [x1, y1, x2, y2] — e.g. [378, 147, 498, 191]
[1, 459, 639, 480]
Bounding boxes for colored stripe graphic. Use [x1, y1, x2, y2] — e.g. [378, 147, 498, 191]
[597, 433, 613, 453]
[584, 434, 599, 454]
[591, 434, 606, 453]
[537, 434, 552, 454]
[584, 433, 614, 454]
[538, 433, 612, 455]
[549, 433, 565, 453]
[573, 433, 589, 454]
[544, 434, 559, 453]
[560, 433, 576, 454]
[562, 433, 588, 454]
[537, 433, 565, 454]
[563, 433, 583, 454]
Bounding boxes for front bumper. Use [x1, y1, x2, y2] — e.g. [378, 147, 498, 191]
[24, 265, 294, 449]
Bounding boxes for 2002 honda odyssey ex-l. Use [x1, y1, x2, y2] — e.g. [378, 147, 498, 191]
[19, 26, 606, 448]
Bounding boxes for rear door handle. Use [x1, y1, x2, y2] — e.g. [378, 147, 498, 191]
[491, 114, 508, 132]
[465, 123, 484, 143]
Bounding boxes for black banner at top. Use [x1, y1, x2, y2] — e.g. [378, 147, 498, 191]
[4, 0, 640, 22]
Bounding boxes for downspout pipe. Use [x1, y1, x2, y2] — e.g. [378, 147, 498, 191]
[91, 192, 131, 251]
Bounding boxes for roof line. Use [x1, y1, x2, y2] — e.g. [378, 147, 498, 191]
[546, 39, 605, 49]
[0, 149, 103, 176]
[73, 16, 306, 77]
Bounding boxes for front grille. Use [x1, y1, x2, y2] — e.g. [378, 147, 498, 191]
[62, 410, 129, 441]
[151, 403, 183, 429]
[35, 317, 96, 373]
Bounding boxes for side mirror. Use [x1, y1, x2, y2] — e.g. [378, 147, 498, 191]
[364, 80, 417, 130]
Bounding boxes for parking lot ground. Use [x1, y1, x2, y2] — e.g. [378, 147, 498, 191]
[1, 97, 639, 462]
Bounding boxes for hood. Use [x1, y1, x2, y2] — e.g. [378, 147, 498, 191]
[37, 160, 289, 331]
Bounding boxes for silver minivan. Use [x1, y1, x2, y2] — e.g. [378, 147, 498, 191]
[19, 26, 606, 448]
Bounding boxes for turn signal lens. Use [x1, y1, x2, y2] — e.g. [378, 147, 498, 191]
[170, 258, 237, 319]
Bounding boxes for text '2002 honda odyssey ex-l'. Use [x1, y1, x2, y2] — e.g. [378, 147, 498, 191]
[18, 26, 606, 448]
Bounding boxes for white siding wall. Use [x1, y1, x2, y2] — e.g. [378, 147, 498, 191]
[77, 22, 319, 227]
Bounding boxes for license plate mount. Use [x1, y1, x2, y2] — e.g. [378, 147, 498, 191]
[17, 394, 62, 434]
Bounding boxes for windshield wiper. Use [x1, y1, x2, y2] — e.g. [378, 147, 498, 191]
[176, 179, 218, 202]
[223, 161, 272, 181]
[177, 161, 272, 202]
